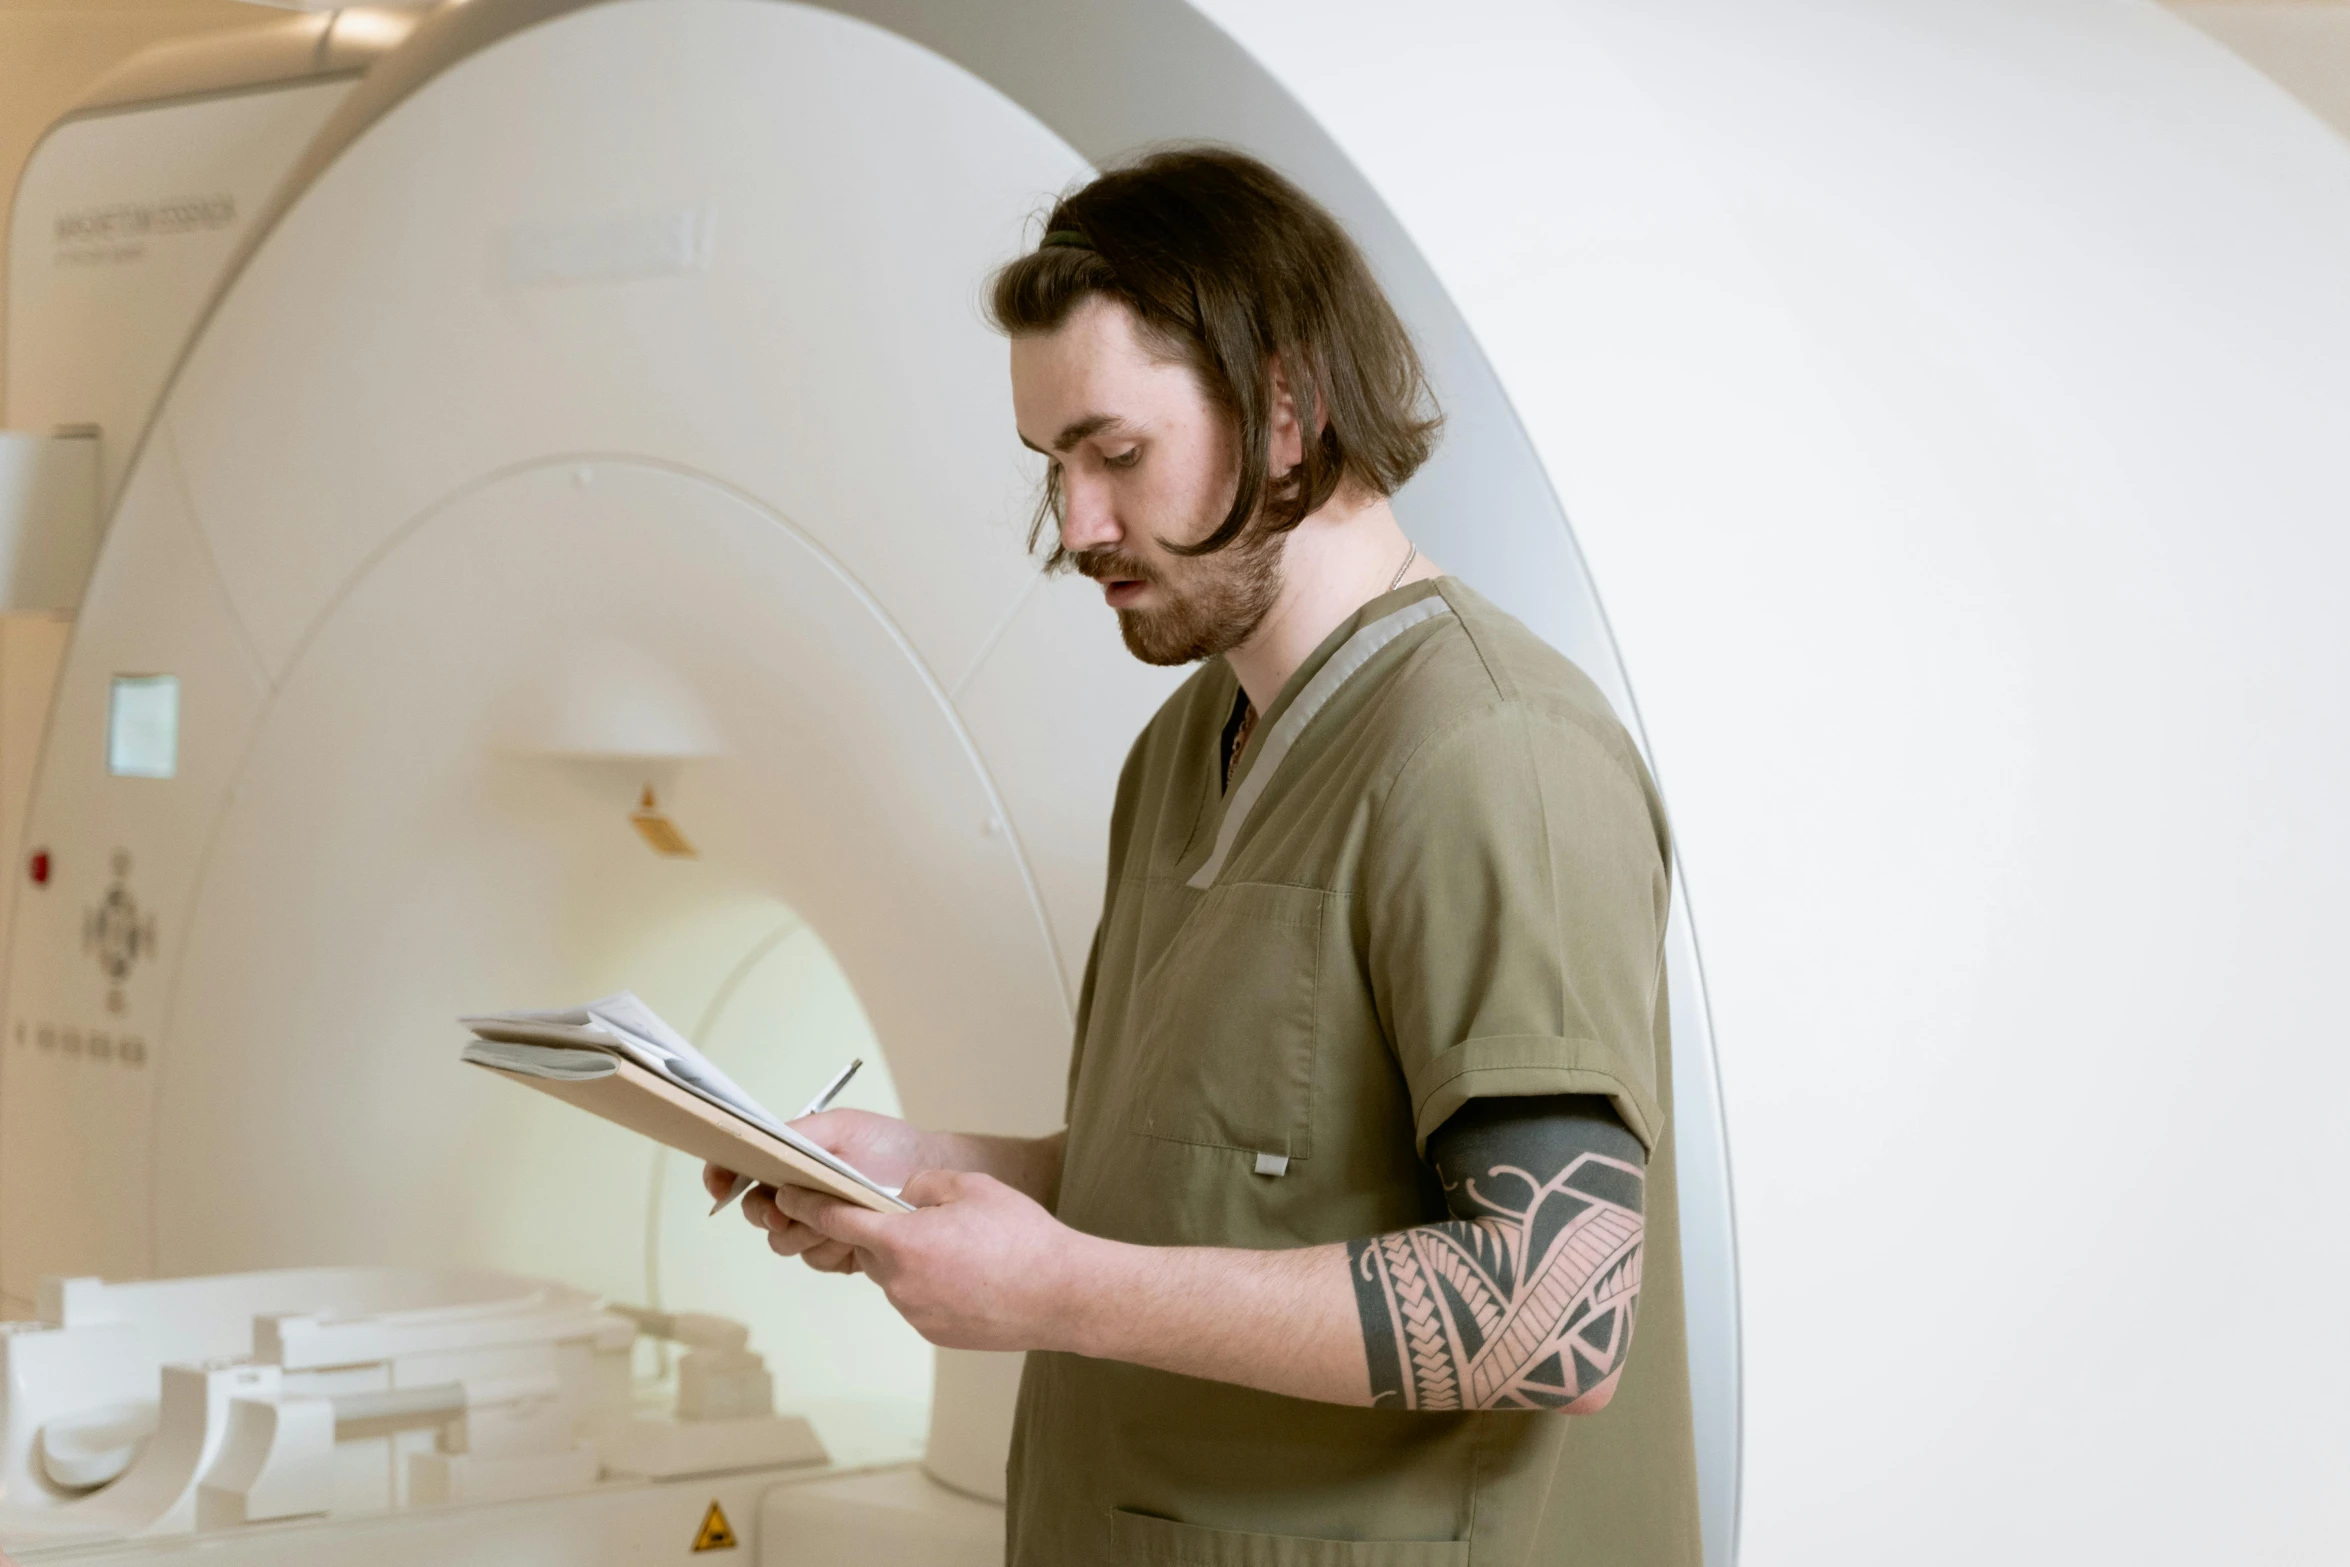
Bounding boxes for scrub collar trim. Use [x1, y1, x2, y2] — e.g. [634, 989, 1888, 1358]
[1188, 587, 1454, 889]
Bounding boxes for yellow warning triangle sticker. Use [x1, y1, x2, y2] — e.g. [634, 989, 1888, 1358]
[691, 1499, 738, 1552]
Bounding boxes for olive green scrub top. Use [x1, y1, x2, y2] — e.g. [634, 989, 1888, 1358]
[1005, 578, 1703, 1567]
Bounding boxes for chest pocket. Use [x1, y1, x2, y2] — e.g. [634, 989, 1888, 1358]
[1127, 879, 1327, 1163]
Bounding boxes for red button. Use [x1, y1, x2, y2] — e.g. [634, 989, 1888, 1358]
[27, 850, 49, 885]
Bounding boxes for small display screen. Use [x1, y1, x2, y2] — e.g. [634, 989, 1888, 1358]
[107, 675, 178, 779]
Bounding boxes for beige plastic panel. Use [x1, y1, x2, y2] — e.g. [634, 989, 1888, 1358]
[167, 0, 1072, 694]
[0, 419, 269, 1295]
[0, 433, 97, 612]
[0, 614, 70, 963]
[4, 81, 353, 508]
[73, 13, 335, 113]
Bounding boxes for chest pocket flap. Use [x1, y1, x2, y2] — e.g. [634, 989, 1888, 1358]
[1128, 880, 1327, 1162]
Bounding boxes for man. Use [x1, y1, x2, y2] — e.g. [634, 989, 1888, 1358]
[707, 148, 1701, 1564]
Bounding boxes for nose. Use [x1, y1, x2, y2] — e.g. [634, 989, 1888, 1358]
[1057, 470, 1120, 555]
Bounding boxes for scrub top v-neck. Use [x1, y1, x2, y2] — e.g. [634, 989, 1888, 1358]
[1006, 577, 1703, 1567]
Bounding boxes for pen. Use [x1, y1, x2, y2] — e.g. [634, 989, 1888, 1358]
[794, 1056, 864, 1120]
[710, 1057, 864, 1216]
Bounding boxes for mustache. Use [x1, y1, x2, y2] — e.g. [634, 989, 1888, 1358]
[1073, 548, 1161, 586]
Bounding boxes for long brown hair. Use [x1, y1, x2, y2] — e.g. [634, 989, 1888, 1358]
[988, 146, 1441, 563]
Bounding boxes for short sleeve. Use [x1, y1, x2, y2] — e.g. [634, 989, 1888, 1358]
[1365, 703, 1672, 1156]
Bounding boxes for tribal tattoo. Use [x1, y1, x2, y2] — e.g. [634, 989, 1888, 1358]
[1349, 1095, 1645, 1411]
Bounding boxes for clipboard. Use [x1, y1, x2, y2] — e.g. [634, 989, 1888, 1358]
[464, 1044, 910, 1215]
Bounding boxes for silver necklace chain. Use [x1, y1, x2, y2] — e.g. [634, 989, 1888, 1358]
[1388, 541, 1418, 592]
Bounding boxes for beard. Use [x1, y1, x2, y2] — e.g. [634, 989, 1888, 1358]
[1076, 526, 1285, 666]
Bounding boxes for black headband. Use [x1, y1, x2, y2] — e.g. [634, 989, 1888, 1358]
[1041, 230, 1093, 251]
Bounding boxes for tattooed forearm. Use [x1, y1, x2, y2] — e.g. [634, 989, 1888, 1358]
[1348, 1096, 1645, 1412]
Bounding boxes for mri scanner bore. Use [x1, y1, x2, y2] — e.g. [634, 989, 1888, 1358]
[0, 3, 1739, 1557]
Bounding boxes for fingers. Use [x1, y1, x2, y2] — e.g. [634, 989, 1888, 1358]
[741, 1182, 892, 1276]
[783, 1107, 875, 1159]
[760, 1217, 829, 1259]
[702, 1163, 740, 1202]
[787, 1107, 852, 1142]
[771, 1182, 895, 1249]
[759, 1219, 861, 1272]
[898, 1167, 968, 1208]
[743, 1187, 820, 1254]
[776, 1234, 863, 1274]
[741, 1184, 784, 1232]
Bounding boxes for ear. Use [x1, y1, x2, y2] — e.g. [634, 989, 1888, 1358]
[1265, 352, 1312, 478]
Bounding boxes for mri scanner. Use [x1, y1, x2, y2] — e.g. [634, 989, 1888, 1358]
[0, 1, 2345, 1563]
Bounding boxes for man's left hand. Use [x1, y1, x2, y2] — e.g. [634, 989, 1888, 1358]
[746, 1170, 1096, 1352]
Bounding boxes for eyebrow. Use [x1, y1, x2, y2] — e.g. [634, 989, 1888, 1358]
[1018, 412, 1132, 456]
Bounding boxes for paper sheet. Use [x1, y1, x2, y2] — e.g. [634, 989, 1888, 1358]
[461, 991, 899, 1204]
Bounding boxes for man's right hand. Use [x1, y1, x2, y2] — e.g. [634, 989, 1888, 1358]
[787, 1106, 935, 1187]
[703, 1117, 1068, 1275]
[701, 1108, 936, 1273]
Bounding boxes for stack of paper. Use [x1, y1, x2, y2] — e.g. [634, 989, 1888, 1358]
[460, 993, 908, 1213]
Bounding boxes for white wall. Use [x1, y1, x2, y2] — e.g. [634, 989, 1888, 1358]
[1201, 1, 2350, 1561]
